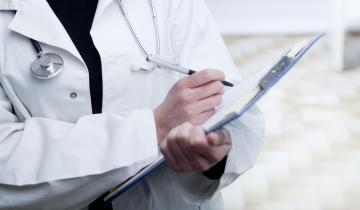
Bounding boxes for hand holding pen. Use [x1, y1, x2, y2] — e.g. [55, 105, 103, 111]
[148, 56, 234, 87]
[154, 69, 227, 141]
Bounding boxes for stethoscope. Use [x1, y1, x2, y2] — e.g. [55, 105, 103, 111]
[118, 0, 189, 74]
[29, 0, 189, 80]
[119, 0, 161, 72]
[30, 38, 64, 79]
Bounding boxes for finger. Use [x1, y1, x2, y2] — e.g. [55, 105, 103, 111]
[190, 81, 224, 101]
[184, 70, 225, 88]
[207, 129, 231, 146]
[194, 156, 214, 172]
[187, 126, 213, 171]
[207, 144, 231, 165]
[189, 126, 212, 156]
[179, 127, 207, 171]
[190, 94, 222, 114]
[160, 140, 181, 172]
[161, 124, 189, 172]
[207, 132, 223, 147]
[168, 140, 192, 172]
[176, 140, 199, 172]
[190, 109, 215, 125]
[190, 127, 230, 164]
[167, 123, 194, 172]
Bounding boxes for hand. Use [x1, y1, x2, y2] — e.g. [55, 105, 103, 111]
[154, 69, 225, 142]
[160, 122, 232, 173]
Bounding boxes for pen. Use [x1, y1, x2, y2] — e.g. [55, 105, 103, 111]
[148, 57, 234, 87]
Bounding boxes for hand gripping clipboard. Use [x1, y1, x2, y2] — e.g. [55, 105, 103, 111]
[102, 34, 324, 206]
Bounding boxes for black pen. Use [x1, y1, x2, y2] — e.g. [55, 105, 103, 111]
[148, 56, 234, 87]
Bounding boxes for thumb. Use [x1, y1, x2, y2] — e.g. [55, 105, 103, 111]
[207, 129, 227, 146]
[207, 129, 231, 146]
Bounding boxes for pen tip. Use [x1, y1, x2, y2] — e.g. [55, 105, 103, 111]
[222, 81, 234, 87]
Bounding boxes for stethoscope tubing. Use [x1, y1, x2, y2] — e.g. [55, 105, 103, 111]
[30, 38, 44, 57]
[29, 0, 186, 80]
[118, 0, 160, 60]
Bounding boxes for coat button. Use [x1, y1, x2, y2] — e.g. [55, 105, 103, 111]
[70, 92, 78, 99]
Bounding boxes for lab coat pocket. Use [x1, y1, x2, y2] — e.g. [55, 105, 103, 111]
[101, 54, 156, 114]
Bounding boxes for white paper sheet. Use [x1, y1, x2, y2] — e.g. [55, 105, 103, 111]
[203, 69, 268, 131]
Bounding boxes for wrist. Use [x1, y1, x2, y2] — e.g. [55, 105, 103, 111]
[153, 108, 167, 144]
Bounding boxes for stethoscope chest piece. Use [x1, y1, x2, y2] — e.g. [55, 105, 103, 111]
[31, 53, 64, 79]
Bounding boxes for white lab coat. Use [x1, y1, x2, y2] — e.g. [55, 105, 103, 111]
[0, 0, 265, 209]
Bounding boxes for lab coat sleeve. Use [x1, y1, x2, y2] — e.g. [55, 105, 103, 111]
[0, 168, 144, 210]
[167, 0, 265, 204]
[0, 82, 159, 209]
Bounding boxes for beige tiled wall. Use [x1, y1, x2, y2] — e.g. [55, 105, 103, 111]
[223, 35, 360, 210]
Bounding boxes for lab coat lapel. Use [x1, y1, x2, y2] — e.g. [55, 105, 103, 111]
[93, 0, 152, 21]
[94, 0, 115, 21]
[7, 0, 83, 62]
[0, 0, 20, 10]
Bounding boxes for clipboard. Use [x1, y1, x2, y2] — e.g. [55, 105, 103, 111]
[102, 34, 324, 206]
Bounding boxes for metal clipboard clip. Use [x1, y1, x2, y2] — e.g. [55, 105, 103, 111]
[259, 33, 324, 90]
[205, 34, 325, 133]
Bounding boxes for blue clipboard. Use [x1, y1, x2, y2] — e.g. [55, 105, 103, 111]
[102, 34, 324, 206]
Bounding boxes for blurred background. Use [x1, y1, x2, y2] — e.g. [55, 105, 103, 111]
[205, 0, 360, 210]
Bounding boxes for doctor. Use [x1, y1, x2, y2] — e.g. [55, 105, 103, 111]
[0, 0, 264, 209]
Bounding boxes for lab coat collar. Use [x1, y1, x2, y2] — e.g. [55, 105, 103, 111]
[8, 0, 83, 62]
[0, 0, 20, 10]
[94, 0, 115, 21]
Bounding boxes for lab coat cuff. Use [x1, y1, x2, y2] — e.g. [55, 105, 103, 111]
[175, 122, 255, 204]
[175, 171, 220, 205]
[218, 122, 254, 189]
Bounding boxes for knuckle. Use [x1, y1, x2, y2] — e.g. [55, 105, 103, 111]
[191, 162, 200, 171]
[195, 165, 203, 172]
[173, 136, 181, 144]
[203, 69, 212, 77]
[209, 153, 220, 163]
[190, 116, 202, 125]
[190, 139, 204, 149]
[176, 133, 188, 142]
[218, 82, 225, 94]
[183, 108, 193, 119]
[212, 95, 222, 106]
[159, 144, 166, 153]
[173, 81, 184, 91]
[203, 70, 214, 80]
[178, 93, 188, 104]
[183, 122, 193, 128]
[189, 139, 198, 148]
[176, 135, 188, 145]
[218, 71, 225, 80]
[198, 162, 210, 171]
[191, 164, 199, 172]
[208, 108, 216, 116]
[214, 81, 223, 91]
[194, 125, 203, 131]
[167, 136, 176, 144]
[168, 129, 178, 139]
